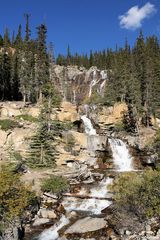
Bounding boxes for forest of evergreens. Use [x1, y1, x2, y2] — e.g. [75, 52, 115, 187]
[1, 11, 160, 239]
[0, 16, 160, 126]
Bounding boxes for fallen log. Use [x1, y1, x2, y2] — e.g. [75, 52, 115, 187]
[43, 192, 58, 199]
[62, 193, 113, 201]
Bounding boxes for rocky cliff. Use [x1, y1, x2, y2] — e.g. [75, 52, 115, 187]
[53, 65, 108, 103]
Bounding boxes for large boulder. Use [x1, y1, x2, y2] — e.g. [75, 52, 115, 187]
[65, 217, 107, 234]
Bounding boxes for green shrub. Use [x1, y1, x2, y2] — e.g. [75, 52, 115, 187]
[16, 114, 37, 122]
[0, 119, 19, 131]
[8, 149, 23, 163]
[111, 170, 160, 220]
[0, 165, 36, 221]
[41, 176, 69, 194]
[114, 122, 125, 131]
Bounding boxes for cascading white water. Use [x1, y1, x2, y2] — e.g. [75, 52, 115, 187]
[36, 178, 113, 239]
[109, 138, 133, 171]
[90, 177, 113, 198]
[81, 115, 96, 135]
[38, 215, 69, 240]
[62, 177, 112, 215]
[88, 70, 101, 97]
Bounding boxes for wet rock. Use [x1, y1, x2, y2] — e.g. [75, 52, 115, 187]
[65, 217, 107, 234]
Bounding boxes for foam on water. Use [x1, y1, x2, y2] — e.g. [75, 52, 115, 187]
[62, 177, 113, 215]
[81, 115, 96, 135]
[109, 138, 134, 171]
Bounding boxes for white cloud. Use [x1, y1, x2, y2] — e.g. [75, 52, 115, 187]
[119, 2, 156, 30]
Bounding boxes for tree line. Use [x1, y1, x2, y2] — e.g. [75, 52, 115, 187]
[0, 17, 160, 128]
[57, 32, 160, 128]
[0, 14, 57, 103]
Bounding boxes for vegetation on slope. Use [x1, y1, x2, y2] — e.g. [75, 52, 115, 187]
[0, 164, 36, 235]
[111, 169, 160, 220]
[41, 175, 69, 195]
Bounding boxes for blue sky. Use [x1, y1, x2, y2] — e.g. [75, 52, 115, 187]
[0, 0, 160, 55]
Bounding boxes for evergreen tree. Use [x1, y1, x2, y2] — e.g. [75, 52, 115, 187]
[24, 13, 31, 42]
[3, 28, 10, 48]
[10, 52, 21, 100]
[0, 49, 11, 100]
[35, 24, 49, 102]
[14, 24, 23, 48]
[89, 50, 93, 67]
[27, 82, 61, 168]
[66, 45, 71, 65]
[0, 34, 3, 47]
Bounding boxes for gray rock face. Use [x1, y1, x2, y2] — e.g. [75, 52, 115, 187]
[53, 65, 108, 103]
[65, 217, 107, 234]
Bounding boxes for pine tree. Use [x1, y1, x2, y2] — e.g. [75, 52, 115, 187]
[0, 49, 11, 100]
[66, 45, 71, 65]
[24, 13, 31, 42]
[10, 52, 21, 100]
[14, 24, 23, 49]
[27, 83, 61, 168]
[3, 28, 10, 48]
[35, 24, 49, 102]
[0, 34, 3, 47]
[89, 50, 93, 67]
[27, 125, 56, 168]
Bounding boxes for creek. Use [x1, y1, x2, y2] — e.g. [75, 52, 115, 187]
[30, 115, 135, 240]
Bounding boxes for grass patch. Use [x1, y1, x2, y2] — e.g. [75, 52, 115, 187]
[0, 119, 19, 131]
[16, 114, 37, 122]
[41, 176, 69, 194]
[114, 122, 125, 131]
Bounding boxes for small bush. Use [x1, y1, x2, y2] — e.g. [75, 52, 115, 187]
[114, 122, 125, 131]
[41, 176, 69, 194]
[16, 114, 37, 122]
[0, 119, 19, 131]
[51, 120, 73, 131]
[8, 148, 23, 163]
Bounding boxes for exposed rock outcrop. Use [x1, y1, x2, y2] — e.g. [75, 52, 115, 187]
[53, 65, 108, 103]
[65, 217, 107, 234]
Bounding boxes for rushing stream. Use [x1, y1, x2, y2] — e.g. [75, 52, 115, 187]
[62, 177, 113, 215]
[32, 115, 134, 240]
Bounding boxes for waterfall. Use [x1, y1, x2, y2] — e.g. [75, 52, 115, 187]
[88, 70, 101, 97]
[81, 115, 96, 135]
[109, 138, 133, 171]
[38, 215, 69, 240]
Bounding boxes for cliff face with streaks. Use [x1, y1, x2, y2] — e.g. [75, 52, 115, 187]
[53, 65, 108, 103]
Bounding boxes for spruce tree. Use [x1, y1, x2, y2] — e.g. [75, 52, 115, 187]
[27, 82, 61, 168]
[3, 28, 10, 48]
[14, 24, 23, 49]
[24, 13, 31, 42]
[66, 45, 71, 65]
[0, 34, 3, 46]
[0, 49, 11, 100]
[35, 24, 49, 102]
